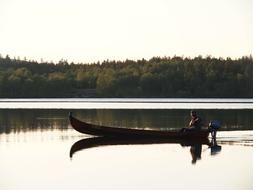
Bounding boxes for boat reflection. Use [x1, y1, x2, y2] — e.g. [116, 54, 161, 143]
[70, 137, 222, 164]
[188, 138, 222, 164]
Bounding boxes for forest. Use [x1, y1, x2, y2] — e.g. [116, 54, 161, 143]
[0, 54, 253, 98]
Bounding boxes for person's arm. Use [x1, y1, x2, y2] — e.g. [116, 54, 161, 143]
[189, 117, 199, 127]
[189, 119, 194, 127]
[193, 117, 199, 123]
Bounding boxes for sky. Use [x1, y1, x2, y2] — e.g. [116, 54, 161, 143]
[0, 0, 252, 63]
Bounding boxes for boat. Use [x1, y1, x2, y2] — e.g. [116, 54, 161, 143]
[70, 136, 211, 158]
[69, 112, 210, 138]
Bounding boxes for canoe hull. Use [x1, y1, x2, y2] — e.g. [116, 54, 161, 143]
[69, 114, 209, 139]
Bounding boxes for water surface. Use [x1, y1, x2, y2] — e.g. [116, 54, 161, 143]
[1, 109, 253, 133]
[0, 103, 253, 190]
[1, 128, 253, 190]
[1, 98, 253, 109]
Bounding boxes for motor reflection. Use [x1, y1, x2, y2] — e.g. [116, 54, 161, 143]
[210, 138, 222, 156]
[188, 137, 222, 164]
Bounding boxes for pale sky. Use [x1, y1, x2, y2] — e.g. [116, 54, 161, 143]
[0, 0, 252, 63]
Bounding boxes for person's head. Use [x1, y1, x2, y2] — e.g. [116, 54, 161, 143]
[190, 110, 197, 117]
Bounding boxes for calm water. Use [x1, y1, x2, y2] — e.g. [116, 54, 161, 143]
[0, 99, 253, 190]
[1, 98, 253, 109]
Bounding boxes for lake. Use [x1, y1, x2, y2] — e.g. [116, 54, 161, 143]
[1, 98, 253, 109]
[0, 99, 253, 190]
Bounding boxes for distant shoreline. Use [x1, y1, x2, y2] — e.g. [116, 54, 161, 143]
[1, 55, 253, 98]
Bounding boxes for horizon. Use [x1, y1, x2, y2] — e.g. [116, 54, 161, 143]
[1, 53, 253, 64]
[0, 0, 252, 63]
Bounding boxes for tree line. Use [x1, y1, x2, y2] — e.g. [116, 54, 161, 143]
[0, 54, 253, 98]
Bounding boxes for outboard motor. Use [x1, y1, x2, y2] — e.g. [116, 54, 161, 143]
[208, 120, 221, 139]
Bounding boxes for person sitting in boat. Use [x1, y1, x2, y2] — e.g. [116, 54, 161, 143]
[181, 110, 203, 132]
[189, 110, 202, 130]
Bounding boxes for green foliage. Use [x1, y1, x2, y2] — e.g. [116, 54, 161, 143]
[96, 69, 117, 96]
[0, 55, 253, 97]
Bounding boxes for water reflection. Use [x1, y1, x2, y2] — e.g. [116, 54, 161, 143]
[190, 144, 202, 164]
[1, 109, 253, 134]
[190, 137, 224, 164]
[210, 138, 222, 156]
[0, 109, 70, 134]
[70, 137, 222, 164]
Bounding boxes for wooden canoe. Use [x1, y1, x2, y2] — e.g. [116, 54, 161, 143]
[69, 113, 210, 139]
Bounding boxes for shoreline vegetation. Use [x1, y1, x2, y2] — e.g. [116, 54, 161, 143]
[0, 55, 253, 98]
